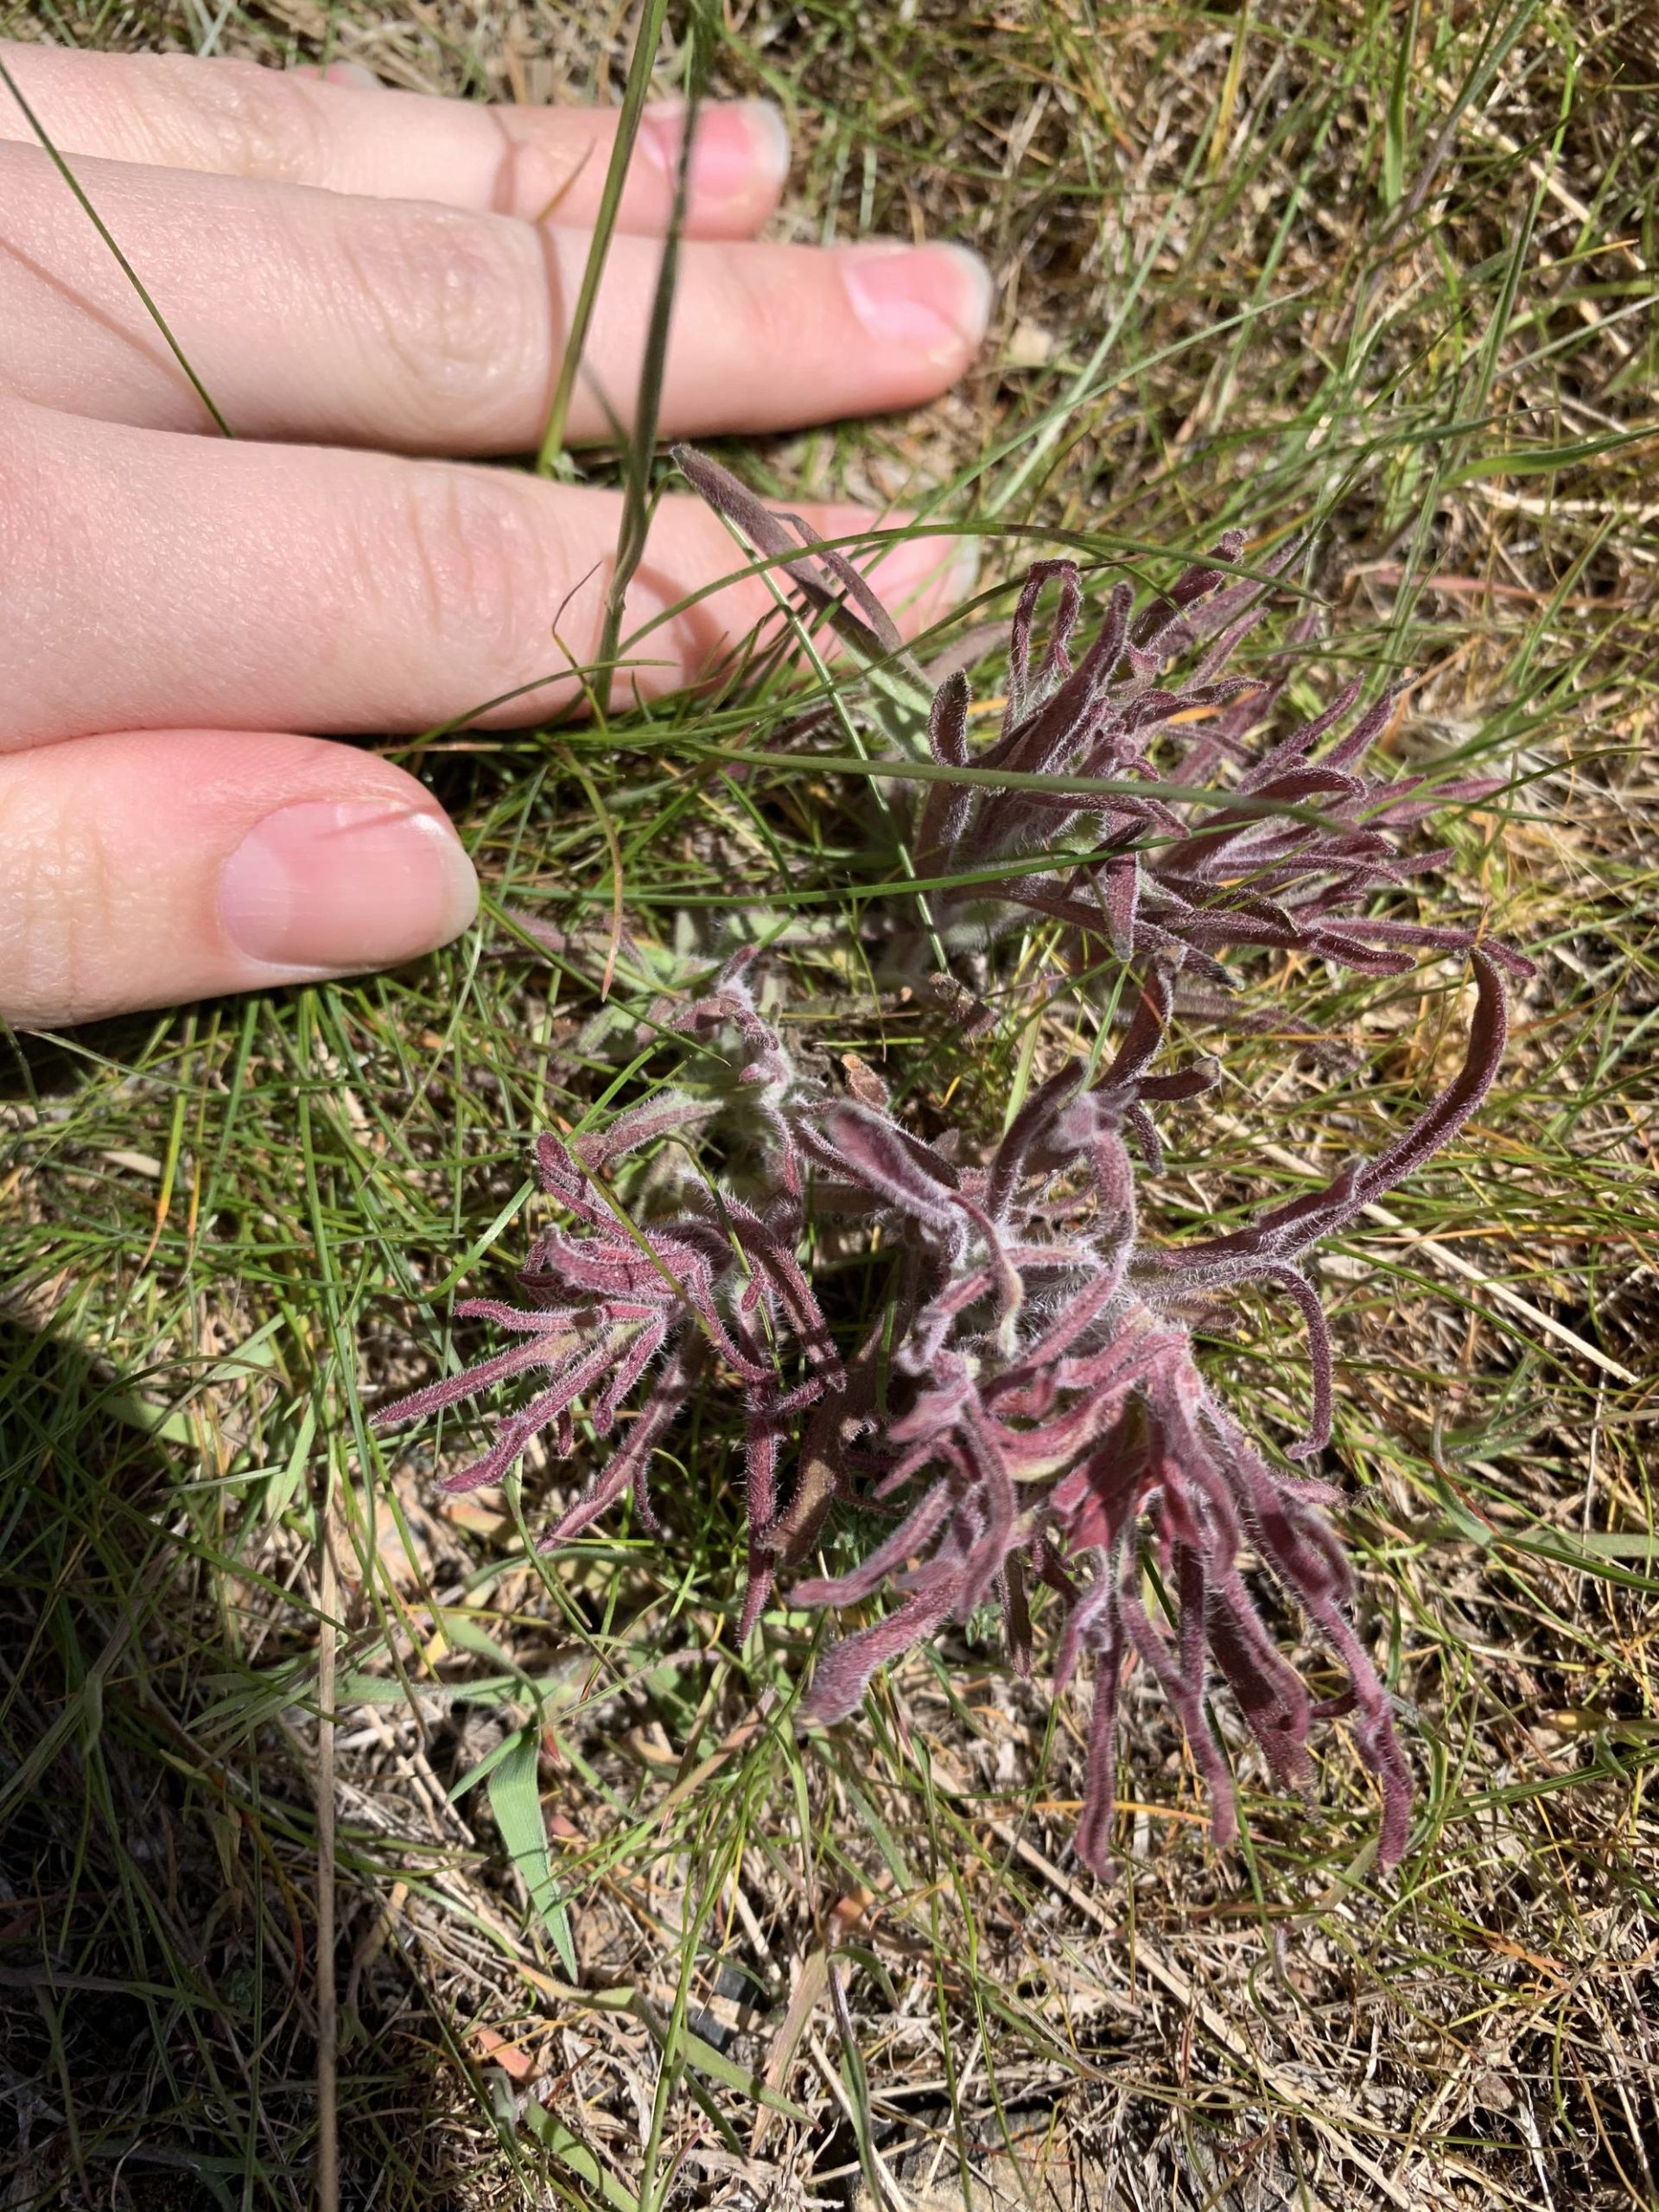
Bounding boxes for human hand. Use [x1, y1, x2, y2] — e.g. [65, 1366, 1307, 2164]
[0, 44, 988, 1029]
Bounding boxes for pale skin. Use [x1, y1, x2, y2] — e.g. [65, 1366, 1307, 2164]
[0, 44, 990, 1029]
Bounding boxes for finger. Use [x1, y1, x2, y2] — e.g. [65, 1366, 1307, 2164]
[0, 41, 789, 235]
[0, 728, 478, 1029]
[0, 143, 991, 454]
[0, 399, 977, 749]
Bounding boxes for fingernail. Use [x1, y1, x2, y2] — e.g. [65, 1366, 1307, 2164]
[842, 243, 994, 364]
[733, 99, 791, 190]
[219, 800, 478, 972]
[640, 98, 791, 205]
[868, 532, 982, 615]
[320, 59, 383, 90]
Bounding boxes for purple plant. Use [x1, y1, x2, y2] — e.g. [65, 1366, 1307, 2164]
[674, 447, 1523, 995]
[370, 468, 1530, 1879]
[787, 953, 1510, 1872]
[915, 552, 1527, 995]
[372, 957, 842, 1634]
[374, 938, 1514, 1876]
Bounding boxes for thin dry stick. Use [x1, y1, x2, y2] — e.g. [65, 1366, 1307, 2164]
[966, 1803, 1408, 2211]
[315, 1523, 339, 2212]
[1206, 1109, 1637, 1385]
[805, 2024, 914, 2212]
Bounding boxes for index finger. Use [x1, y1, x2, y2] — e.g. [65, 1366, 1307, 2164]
[0, 398, 976, 749]
[0, 42, 790, 236]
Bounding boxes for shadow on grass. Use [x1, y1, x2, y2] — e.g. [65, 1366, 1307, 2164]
[0, 1019, 168, 1104]
[0, 1313, 478, 2212]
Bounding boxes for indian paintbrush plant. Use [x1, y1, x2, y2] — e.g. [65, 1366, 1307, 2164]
[372, 469, 1526, 1879]
[675, 445, 1529, 999]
